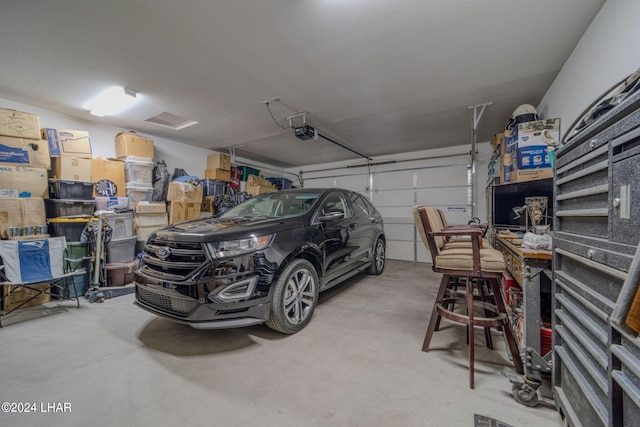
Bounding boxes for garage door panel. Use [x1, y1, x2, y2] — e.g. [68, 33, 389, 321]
[304, 177, 336, 188]
[299, 154, 470, 263]
[377, 206, 413, 220]
[373, 188, 414, 207]
[416, 166, 468, 187]
[374, 170, 415, 190]
[386, 241, 413, 261]
[383, 222, 414, 242]
[416, 187, 468, 206]
[441, 207, 473, 225]
[335, 175, 368, 192]
[417, 244, 432, 263]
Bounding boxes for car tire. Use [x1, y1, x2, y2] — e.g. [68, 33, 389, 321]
[266, 258, 319, 334]
[366, 238, 385, 275]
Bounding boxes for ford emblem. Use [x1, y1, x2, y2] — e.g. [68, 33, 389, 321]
[156, 246, 172, 260]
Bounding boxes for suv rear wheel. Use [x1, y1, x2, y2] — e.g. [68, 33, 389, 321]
[366, 238, 385, 275]
[266, 259, 319, 334]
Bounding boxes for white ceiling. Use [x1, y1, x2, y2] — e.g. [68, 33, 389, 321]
[0, 0, 605, 168]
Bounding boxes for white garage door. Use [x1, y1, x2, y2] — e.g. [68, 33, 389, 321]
[301, 154, 472, 262]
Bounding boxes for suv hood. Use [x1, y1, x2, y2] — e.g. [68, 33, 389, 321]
[151, 215, 307, 243]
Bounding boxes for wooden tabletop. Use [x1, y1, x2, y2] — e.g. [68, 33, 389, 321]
[497, 235, 553, 260]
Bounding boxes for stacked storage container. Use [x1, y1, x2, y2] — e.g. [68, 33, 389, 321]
[108, 131, 156, 286]
[133, 202, 168, 254]
[103, 212, 137, 286]
[46, 179, 95, 299]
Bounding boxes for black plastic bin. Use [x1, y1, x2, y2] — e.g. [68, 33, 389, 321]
[49, 180, 94, 200]
[199, 179, 228, 197]
[45, 199, 95, 218]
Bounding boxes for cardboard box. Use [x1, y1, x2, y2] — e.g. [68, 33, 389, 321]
[20, 198, 46, 228]
[516, 119, 559, 170]
[201, 196, 215, 213]
[168, 202, 201, 224]
[0, 136, 51, 169]
[166, 182, 203, 203]
[41, 128, 92, 158]
[0, 198, 46, 239]
[207, 153, 231, 171]
[500, 128, 517, 184]
[136, 225, 163, 242]
[91, 158, 125, 197]
[0, 165, 48, 198]
[134, 213, 168, 228]
[490, 132, 504, 152]
[513, 168, 554, 183]
[115, 131, 154, 159]
[0, 108, 41, 140]
[229, 166, 242, 191]
[204, 168, 231, 182]
[51, 157, 92, 181]
[2, 283, 50, 311]
[0, 198, 21, 239]
[134, 202, 166, 214]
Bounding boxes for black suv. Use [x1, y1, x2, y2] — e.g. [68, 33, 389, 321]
[134, 188, 385, 334]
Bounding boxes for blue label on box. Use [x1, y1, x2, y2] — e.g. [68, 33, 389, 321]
[518, 146, 550, 169]
[0, 144, 29, 164]
[45, 128, 61, 156]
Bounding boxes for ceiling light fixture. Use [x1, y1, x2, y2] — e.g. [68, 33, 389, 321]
[87, 86, 139, 117]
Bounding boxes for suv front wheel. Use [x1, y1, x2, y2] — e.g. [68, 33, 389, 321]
[266, 259, 319, 334]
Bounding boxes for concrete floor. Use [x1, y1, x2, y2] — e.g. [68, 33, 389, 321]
[0, 260, 562, 427]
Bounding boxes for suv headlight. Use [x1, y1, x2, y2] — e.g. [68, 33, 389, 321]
[207, 234, 274, 258]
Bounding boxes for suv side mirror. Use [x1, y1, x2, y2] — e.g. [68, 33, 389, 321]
[319, 208, 345, 222]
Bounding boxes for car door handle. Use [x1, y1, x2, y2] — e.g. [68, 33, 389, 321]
[370, 218, 377, 223]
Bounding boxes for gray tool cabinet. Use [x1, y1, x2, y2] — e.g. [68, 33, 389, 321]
[553, 90, 640, 427]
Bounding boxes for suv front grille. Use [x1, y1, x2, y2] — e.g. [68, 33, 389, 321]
[137, 286, 200, 316]
[141, 238, 207, 280]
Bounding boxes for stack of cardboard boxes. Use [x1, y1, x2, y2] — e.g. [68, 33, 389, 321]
[167, 182, 203, 223]
[489, 118, 559, 185]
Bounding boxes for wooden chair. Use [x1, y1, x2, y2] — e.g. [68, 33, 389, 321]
[413, 205, 523, 388]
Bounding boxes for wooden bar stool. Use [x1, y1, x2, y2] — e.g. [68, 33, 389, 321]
[413, 205, 523, 389]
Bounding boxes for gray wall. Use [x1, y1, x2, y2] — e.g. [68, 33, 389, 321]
[538, 0, 640, 138]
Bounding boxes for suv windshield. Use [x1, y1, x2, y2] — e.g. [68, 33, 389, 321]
[219, 191, 322, 219]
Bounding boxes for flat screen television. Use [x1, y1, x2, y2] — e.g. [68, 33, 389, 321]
[491, 178, 554, 230]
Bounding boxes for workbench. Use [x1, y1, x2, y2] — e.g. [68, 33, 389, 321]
[495, 234, 553, 405]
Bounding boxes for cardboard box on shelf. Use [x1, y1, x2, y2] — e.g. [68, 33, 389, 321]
[206, 153, 231, 171]
[0, 136, 51, 169]
[91, 158, 125, 197]
[51, 157, 92, 181]
[246, 175, 276, 195]
[516, 118, 559, 170]
[204, 168, 231, 182]
[490, 132, 504, 152]
[513, 168, 554, 183]
[166, 182, 203, 203]
[41, 128, 92, 158]
[115, 131, 154, 159]
[0, 108, 41, 140]
[0, 165, 48, 198]
[168, 202, 201, 224]
[20, 198, 46, 228]
[134, 202, 166, 214]
[0, 198, 47, 239]
[2, 283, 50, 311]
[201, 196, 215, 213]
[136, 225, 163, 242]
[134, 212, 168, 228]
[229, 166, 241, 191]
[0, 198, 21, 239]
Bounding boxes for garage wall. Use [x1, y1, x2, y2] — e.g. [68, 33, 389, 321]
[0, 97, 211, 175]
[287, 143, 493, 262]
[537, 0, 640, 136]
[0, 97, 278, 177]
